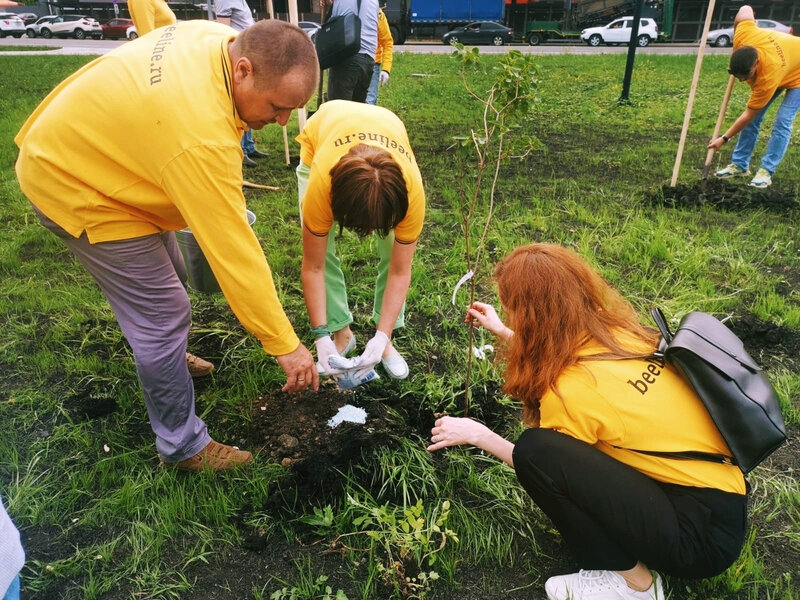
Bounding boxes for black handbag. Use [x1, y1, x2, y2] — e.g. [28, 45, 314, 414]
[630, 308, 787, 474]
[315, 0, 362, 71]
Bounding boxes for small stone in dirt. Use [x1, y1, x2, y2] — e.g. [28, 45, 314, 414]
[281, 457, 294, 468]
[327, 404, 367, 428]
[278, 434, 299, 450]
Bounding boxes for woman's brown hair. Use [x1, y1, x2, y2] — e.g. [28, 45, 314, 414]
[494, 243, 660, 427]
[329, 144, 408, 237]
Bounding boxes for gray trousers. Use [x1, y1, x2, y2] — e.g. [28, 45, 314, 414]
[33, 206, 210, 462]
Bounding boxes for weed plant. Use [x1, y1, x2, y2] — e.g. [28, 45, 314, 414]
[0, 50, 798, 600]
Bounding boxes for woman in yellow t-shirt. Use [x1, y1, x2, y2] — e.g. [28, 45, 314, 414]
[427, 243, 747, 600]
[296, 100, 425, 386]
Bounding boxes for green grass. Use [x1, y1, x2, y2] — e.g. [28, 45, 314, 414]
[1, 50, 799, 599]
[0, 45, 61, 52]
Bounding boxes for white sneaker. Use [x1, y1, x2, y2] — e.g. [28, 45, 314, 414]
[749, 167, 772, 188]
[545, 570, 665, 600]
[715, 163, 750, 178]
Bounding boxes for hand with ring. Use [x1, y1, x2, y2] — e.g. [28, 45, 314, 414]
[276, 343, 318, 393]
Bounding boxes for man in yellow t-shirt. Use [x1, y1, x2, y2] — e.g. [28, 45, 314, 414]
[127, 0, 176, 36]
[708, 4, 800, 188]
[295, 100, 425, 384]
[15, 20, 320, 472]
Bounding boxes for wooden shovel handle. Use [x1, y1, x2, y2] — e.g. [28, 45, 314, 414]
[704, 75, 736, 168]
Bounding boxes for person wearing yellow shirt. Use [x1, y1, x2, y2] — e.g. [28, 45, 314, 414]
[428, 243, 748, 600]
[15, 20, 320, 472]
[127, 0, 216, 378]
[127, 0, 176, 36]
[708, 4, 800, 188]
[296, 100, 425, 384]
[365, 6, 393, 105]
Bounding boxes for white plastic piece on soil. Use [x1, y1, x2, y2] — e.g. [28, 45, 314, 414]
[472, 344, 494, 360]
[327, 404, 368, 429]
[451, 270, 474, 306]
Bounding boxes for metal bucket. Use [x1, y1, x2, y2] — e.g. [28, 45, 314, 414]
[175, 209, 256, 294]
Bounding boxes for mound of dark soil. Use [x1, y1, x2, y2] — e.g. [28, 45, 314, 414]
[728, 312, 800, 365]
[247, 383, 408, 491]
[645, 179, 798, 213]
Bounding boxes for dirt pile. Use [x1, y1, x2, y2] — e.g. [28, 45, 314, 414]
[645, 179, 798, 213]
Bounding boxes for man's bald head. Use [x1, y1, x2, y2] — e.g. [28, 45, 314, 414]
[231, 20, 319, 98]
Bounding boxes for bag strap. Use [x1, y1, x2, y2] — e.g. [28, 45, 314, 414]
[649, 307, 673, 344]
[614, 446, 736, 466]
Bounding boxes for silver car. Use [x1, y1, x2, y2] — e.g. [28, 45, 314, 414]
[706, 19, 793, 48]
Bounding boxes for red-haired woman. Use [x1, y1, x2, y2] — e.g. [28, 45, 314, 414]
[428, 243, 747, 600]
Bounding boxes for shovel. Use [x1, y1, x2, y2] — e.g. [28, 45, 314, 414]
[702, 75, 736, 181]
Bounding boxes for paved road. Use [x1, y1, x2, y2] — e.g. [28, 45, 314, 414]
[0, 35, 732, 56]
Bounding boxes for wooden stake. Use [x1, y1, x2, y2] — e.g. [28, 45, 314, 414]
[702, 74, 736, 179]
[670, 0, 718, 187]
[243, 180, 280, 191]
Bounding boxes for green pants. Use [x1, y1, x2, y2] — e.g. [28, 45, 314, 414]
[297, 162, 404, 332]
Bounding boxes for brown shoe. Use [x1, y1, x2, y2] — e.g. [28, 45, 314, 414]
[163, 440, 253, 472]
[186, 352, 214, 377]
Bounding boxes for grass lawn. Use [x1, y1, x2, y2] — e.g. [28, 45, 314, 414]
[0, 49, 798, 600]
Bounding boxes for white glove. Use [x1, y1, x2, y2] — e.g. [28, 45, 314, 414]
[314, 336, 344, 375]
[337, 368, 380, 390]
[328, 330, 389, 379]
[379, 70, 390, 86]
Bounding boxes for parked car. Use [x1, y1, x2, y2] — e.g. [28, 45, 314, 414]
[0, 12, 26, 38]
[706, 19, 793, 48]
[26, 14, 57, 37]
[16, 12, 39, 25]
[101, 17, 135, 39]
[442, 21, 514, 46]
[298, 20, 320, 39]
[126, 24, 138, 39]
[581, 16, 658, 47]
[39, 14, 103, 40]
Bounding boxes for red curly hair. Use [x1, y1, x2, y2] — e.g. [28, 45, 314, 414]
[494, 244, 660, 427]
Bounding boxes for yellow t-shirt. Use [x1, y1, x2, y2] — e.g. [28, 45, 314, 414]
[734, 20, 800, 110]
[539, 349, 746, 495]
[296, 100, 425, 244]
[128, 0, 177, 36]
[15, 21, 300, 356]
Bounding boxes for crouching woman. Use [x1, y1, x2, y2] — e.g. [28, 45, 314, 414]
[428, 243, 747, 600]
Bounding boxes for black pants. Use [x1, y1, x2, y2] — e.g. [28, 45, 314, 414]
[328, 53, 374, 103]
[512, 429, 747, 578]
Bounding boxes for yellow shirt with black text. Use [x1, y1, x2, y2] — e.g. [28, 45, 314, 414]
[15, 21, 300, 356]
[539, 344, 746, 495]
[296, 100, 425, 244]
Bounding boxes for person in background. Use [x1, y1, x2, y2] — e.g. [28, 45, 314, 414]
[215, 0, 270, 167]
[365, 5, 393, 105]
[16, 20, 320, 472]
[709, 4, 800, 188]
[428, 243, 747, 600]
[0, 496, 24, 600]
[296, 100, 425, 384]
[127, 0, 176, 36]
[320, 0, 379, 103]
